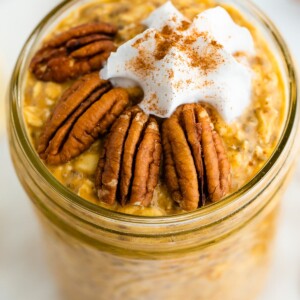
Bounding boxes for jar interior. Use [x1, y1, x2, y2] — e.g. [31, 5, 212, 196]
[10, 0, 298, 223]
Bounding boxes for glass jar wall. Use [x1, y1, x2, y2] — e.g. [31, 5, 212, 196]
[7, 0, 300, 299]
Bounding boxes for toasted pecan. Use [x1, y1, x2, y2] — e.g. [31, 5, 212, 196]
[30, 23, 117, 82]
[95, 107, 161, 206]
[38, 72, 129, 165]
[162, 104, 230, 211]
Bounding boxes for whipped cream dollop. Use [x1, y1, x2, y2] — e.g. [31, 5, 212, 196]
[100, 2, 255, 122]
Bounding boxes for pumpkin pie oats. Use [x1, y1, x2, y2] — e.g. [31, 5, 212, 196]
[23, 0, 285, 216]
[9, 0, 299, 300]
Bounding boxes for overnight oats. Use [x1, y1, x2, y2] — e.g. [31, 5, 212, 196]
[7, 0, 300, 299]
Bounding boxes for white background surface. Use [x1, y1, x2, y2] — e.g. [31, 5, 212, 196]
[0, 0, 300, 299]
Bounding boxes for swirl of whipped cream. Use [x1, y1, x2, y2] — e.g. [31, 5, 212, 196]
[100, 1, 255, 122]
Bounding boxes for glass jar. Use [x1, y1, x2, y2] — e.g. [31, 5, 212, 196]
[7, 0, 300, 299]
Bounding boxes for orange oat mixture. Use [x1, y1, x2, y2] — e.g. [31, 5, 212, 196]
[23, 0, 285, 216]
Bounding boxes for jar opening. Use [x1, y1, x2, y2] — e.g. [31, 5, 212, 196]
[9, 0, 299, 226]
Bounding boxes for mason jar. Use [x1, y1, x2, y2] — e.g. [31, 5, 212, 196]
[7, 0, 300, 299]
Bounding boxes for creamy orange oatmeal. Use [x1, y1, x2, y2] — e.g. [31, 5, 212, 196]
[23, 0, 285, 216]
[9, 0, 300, 300]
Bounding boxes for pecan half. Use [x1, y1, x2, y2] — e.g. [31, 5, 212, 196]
[38, 72, 129, 165]
[95, 107, 162, 206]
[30, 22, 117, 82]
[162, 104, 230, 211]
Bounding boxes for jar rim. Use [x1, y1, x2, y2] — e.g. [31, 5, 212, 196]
[8, 0, 299, 227]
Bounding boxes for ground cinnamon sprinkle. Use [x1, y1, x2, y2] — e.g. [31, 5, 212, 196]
[177, 20, 191, 31]
[127, 47, 155, 78]
[154, 25, 180, 60]
[144, 93, 168, 116]
[168, 69, 174, 79]
[131, 21, 224, 74]
[128, 17, 226, 114]
[189, 39, 225, 72]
